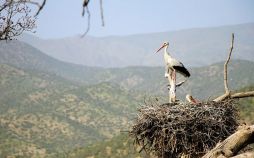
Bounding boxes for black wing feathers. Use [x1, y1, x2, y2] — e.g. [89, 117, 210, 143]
[172, 65, 190, 77]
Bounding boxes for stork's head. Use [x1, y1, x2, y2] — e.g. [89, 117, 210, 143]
[156, 41, 169, 53]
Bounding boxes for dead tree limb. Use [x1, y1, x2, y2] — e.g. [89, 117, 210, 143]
[224, 33, 234, 94]
[231, 91, 254, 99]
[202, 125, 254, 158]
[213, 33, 254, 102]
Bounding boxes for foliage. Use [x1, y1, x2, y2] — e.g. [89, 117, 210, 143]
[238, 86, 254, 124]
[67, 133, 153, 158]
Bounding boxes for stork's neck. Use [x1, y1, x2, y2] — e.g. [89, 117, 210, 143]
[164, 45, 171, 58]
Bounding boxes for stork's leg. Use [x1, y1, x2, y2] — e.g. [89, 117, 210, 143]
[165, 66, 170, 78]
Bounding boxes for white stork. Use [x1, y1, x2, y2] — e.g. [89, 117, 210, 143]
[156, 42, 190, 79]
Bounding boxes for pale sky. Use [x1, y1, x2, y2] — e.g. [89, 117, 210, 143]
[35, 0, 254, 39]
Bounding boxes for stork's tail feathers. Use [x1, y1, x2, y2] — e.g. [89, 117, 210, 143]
[172, 66, 190, 77]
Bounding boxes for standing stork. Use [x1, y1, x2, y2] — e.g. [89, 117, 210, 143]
[156, 41, 190, 79]
[156, 41, 190, 103]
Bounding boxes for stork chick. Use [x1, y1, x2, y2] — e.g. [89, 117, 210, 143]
[186, 94, 200, 104]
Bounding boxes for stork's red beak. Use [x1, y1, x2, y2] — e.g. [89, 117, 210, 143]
[155, 44, 165, 53]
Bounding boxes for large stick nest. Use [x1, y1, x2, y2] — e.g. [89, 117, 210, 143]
[130, 99, 239, 158]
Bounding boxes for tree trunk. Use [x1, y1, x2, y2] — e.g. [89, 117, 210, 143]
[168, 70, 176, 103]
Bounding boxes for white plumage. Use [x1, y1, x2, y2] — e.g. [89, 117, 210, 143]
[156, 42, 190, 78]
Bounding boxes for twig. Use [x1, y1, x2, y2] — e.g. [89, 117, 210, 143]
[82, 0, 89, 16]
[167, 79, 186, 89]
[81, 0, 104, 37]
[35, 0, 46, 16]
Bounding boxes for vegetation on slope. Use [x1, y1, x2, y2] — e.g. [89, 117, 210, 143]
[0, 64, 142, 157]
[238, 86, 254, 124]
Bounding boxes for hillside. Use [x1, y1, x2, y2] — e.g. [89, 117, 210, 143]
[66, 133, 154, 158]
[91, 60, 254, 100]
[20, 23, 254, 67]
[0, 40, 105, 84]
[0, 64, 142, 157]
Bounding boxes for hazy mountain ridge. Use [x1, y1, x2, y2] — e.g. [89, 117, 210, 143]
[1, 40, 254, 99]
[0, 40, 105, 84]
[20, 23, 254, 67]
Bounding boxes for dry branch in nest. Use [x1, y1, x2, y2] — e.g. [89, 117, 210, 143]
[130, 99, 239, 158]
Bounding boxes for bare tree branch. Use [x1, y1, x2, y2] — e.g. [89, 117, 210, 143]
[213, 93, 230, 102]
[34, 0, 46, 16]
[81, 6, 90, 38]
[81, 0, 105, 36]
[224, 33, 234, 94]
[82, 0, 89, 16]
[231, 91, 254, 99]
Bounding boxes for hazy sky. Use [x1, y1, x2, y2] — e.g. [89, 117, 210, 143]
[35, 0, 254, 38]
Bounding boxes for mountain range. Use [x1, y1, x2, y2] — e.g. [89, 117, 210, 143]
[1, 40, 254, 99]
[20, 23, 254, 67]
